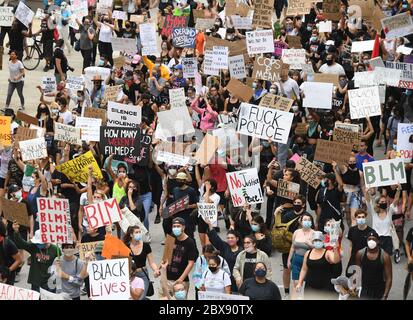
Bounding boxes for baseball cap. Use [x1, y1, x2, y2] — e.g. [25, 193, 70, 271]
[367, 230, 379, 240]
[173, 64, 182, 70]
[176, 172, 187, 180]
[132, 54, 141, 64]
[312, 231, 324, 242]
[172, 217, 185, 226]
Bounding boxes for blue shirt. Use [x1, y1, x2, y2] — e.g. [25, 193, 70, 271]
[356, 152, 375, 171]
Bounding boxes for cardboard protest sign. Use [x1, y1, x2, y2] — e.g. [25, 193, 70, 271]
[172, 28, 196, 48]
[107, 101, 141, 128]
[277, 180, 300, 200]
[75, 117, 102, 142]
[237, 103, 294, 144]
[203, 49, 219, 76]
[79, 241, 103, 261]
[348, 86, 381, 119]
[198, 291, 250, 300]
[333, 127, 360, 150]
[100, 127, 141, 161]
[295, 122, 308, 136]
[14, 127, 37, 143]
[381, 12, 413, 40]
[182, 57, 197, 78]
[363, 158, 406, 188]
[228, 54, 246, 79]
[0, 116, 11, 146]
[140, 23, 159, 56]
[252, 0, 274, 29]
[226, 78, 253, 102]
[155, 108, 195, 139]
[0, 283, 40, 300]
[286, 35, 302, 48]
[0, 7, 14, 27]
[323, 0, 341, 20]
[397, 123, 413, 162]
[162, 235, 175, 264]
[296, 156, 324, 189]
[162, 195, 190, 218]
[1, 198, 30, 227]
[88, 258, 130, 300]
[129, 14, 144, 24]
[169, 88, 186, 108]
[252, 57, 287, 82]
[195, 18, 215, 30]
[161, 15, 189, 37]
[41, 77, 56, 93]
[302, 82, 333, 109]
[273, 95, 294, 112]
[226, 168, 263, 207]
[54, 122, 82, 146]
[212, 46, 229, 69]
[314, 139, 353, 165]
[84, 198, 123, 229]
[84, 107, 107, 125]
[19, 138, 47, 161]
[281, 49, 306, 69]
[194, 134, 220, 165]
[287, 0, 311, 16]
[197, 203, 218, 227]
[55, 150, 103, 184]
[15, 2, 34, 28]
[113, 56, 125, 69]
[157, 150, 190, 166]
[103, 85, 122, 103]
[37, 198, 72, 244]
[246, 30, 275, 55]
[313, 73, 339, 87]
[16, 111, 38, 126]
[258, 93, 276, 108]
[66, 76, 84, 91]
[384, 61, 413, 89]
[351, 40, 375, 53]
[192, 9, 205, 22]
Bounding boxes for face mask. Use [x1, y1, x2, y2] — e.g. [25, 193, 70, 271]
[175, 290, 186, 300]
[36, 244, 46, 250]
[118, 172, 126, 178]
[262, 141, 270, 148]
[356, 218, 366, 225]
[302, 220, 312, 229]
[367, 239, 377, 250]
[293, 205, 302, 213]
[125, 24, 131, 28]
[98, 60, 104, 67]
[379, 203, 387, 210]
[324, 226, 330, 233]
[177, 181, 186, 188]
[208, 266, 218, 273]
[172, 227, 182, 237]
[63, 248, 76, 257]
[321, 180, 326, 188]
[245, 245, 255, 253]
[292, 105, 299, 112]
[14, 190, 22, 199]
[307, 26, 312, 31]
[326, 59, 333, 66]
[133, 233, 142, 241]
[313, 241, 324, 249]
[251, 224, 260, 232]
[286, 26, 293, 32]
[227, 239, 237, 246]
[168, 169, 177, 176]
[339, 80, 347, 87]
[348, 163, 356, 169]
[269, 88, 277, 94]
[310, 36, 317, 42]
[254, 268, 267, 277]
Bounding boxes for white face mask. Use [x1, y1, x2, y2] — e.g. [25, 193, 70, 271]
[245, 245, 255, 253]
[168, 169, 177, 176]
[367, 240, 377, 249]
[63, 248, 76, 257]
[14, 190, 22, 199]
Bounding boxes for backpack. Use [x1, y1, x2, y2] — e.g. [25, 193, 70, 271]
[271, 208, 299, 253]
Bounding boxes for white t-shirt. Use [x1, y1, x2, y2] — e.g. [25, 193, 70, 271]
[59, 110, 73, 125]
[198, 184, 221, 207]
[318, 63, 346, 76]
[367, 200, 393, 237]
[8, 60, 24, 83]
[99, 25, 112, 43]
[201, 269, 231, 293]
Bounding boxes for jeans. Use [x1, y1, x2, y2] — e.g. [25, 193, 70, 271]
[5, 80, 24, 108]
[81, 48, 93, 71]
[277, 137, 292, 169]
[140, 192, 153, 230]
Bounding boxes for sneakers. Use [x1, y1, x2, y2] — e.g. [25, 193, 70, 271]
[394, 249, 401, 264]
[81, 286, 87, 296]
[154, 215, 161, 224]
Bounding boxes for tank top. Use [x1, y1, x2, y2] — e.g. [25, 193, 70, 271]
[305, 249, 333, 290]
[293, 240, 311, 256]
[113, 182, 126, 204]
[361, 249, 385, 287]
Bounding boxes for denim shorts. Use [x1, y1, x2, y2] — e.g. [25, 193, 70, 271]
[346, 191, 362, 209]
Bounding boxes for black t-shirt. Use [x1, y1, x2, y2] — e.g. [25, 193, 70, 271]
[282, 209, 304, 233]
[406, 227, 413, 256]
[130, 242, 152, 269]
[131, 166, 151, 194]
[10, 22, 27, 51]
[167, 236, 198, 281]
[54, 47, 68, 73]
[242, 252, 257, 281]
[347, 225, 375, 260]
[239, 278, 282, 300]
[7, 159, 23, 187]
[51, 171, 79, 203]
[123, 83, 140, 104]
[0, 238, 19, 268]
[172, 186, 198, 216]
[81, 229, 106, 243]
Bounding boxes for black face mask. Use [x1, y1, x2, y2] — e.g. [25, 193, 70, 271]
[293, 205, 302, 212]
[208, 266, 218, 273]
[177, 181, 186, 188]
[379, 203, 387, 210]
[348, 163, 356, 169]
[326, 60, 333, 66]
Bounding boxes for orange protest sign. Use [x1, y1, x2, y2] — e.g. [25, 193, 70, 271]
[0, 116, 12, 146]
[101, 234, 131, 259]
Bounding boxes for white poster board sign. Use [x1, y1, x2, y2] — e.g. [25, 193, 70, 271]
[107, 101, 141, 128]
[246, 29, 275, 55]
[15, 2, 34, 28]
[226, 168, 263, 207]
[363, 158, 406, 188]
[229, 54, 246, 79]
[19, 138, 48, 161]
[397, 123, 413, 162]
[75, 117, 102, 142]
[302, 82, 333, 109]
[348, 86, 381, 119]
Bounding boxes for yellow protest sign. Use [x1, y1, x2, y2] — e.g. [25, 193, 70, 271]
[56, 151, 103, 183]
[0, 116, 12, 146]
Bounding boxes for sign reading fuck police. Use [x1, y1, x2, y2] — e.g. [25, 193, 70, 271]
[236, 102, 294, 144]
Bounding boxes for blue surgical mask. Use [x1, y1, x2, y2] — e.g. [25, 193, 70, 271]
[356, 218, 366, 226]
[172, 227, 182, 237]
[313, 241, 324, 249]
[98, 60, 104, 67]
[310, 36, 317, 42]
[321, 180, 326, 188]
[262, 141, 270, 148]
[175, 290, 186, 300]
[133, 233, 142, 241]
[307, 26, 312, 31]
[36, 244, 46, 250]
[254, 268, 267, 277]
[302, 220, 312, 229]
[251, 224, 260, 232]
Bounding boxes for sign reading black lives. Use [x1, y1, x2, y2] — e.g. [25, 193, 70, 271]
[100, 127, 141, 161]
